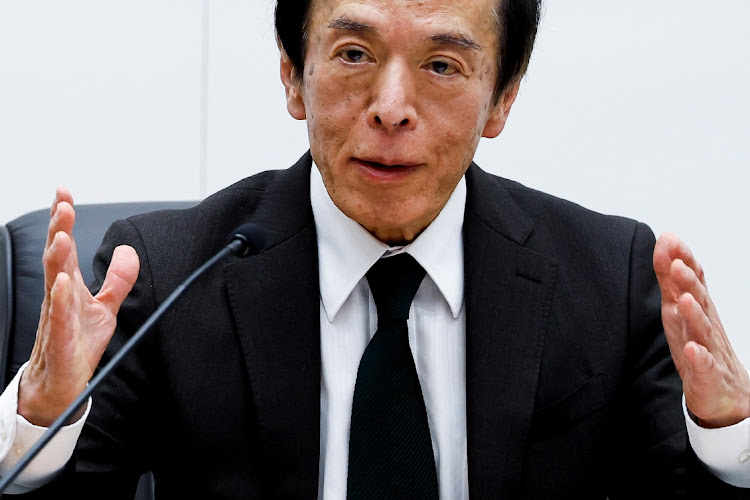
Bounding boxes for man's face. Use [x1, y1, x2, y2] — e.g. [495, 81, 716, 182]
[282, 0, 518, 244]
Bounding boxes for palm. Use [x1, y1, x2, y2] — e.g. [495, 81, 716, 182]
[19, 188, 139, 426]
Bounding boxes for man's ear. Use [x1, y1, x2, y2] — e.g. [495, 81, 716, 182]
[280, 49, 306, 121]
[481, 80, 521, 138]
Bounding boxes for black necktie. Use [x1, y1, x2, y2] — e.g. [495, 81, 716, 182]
[347, 253, 439, 499]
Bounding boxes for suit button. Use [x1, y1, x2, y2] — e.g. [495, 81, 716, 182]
[739, 450, 750, 464]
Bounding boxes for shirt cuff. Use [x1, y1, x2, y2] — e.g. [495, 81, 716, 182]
[0, 361, 91, 493]
[684, 395, 750, 488]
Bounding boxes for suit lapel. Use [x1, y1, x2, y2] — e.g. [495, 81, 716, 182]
[223, 153, 321, 498]
[220, 157, 557, 496]
[463, 165, 557, 498]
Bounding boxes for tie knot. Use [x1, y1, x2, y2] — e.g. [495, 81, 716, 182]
[366, 253, 426, 321]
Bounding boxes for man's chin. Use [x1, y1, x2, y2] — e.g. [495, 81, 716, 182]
[355, 212, 435, 245]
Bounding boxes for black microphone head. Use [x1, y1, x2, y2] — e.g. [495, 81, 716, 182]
[229, 223, 267, 257]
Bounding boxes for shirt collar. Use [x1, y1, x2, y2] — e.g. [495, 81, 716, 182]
[311, 162, 466, 322]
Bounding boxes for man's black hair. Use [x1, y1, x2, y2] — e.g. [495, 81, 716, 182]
[275, 0, 542, 103]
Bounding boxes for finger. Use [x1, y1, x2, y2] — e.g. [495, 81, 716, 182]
[96, 245, 140, 316]
[663, 233, 706, 288]
[46, 193, 75, 250]
[43, 202, 84, 292]
[671, 259, 710, 312]
[654, 232, 681, 300]
[661, 300, 688, 367]
[654, 233, 708, 307]
[45, 202, 76, 253]
[677, 292, 712, 345]
[43, 231, 74, 293]
[46, 272, 77, 360]
[43, 230, 83, 295]
[654, 232, 678, 277]
[683, 341, 715, 375]
[49, 186, 74, 218]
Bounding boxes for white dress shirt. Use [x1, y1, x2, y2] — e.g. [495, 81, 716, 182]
[0, 164, 748, 495]
[312, 165, 469, 499]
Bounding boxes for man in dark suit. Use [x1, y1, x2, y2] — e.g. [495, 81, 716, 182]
[3, 0, 749, 497]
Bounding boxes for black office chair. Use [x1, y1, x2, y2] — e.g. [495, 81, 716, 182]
[0, 201, 196, 499]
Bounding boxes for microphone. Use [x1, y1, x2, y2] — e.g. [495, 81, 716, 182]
[228, 223, 267, 257]
[0, 223, 267, 493]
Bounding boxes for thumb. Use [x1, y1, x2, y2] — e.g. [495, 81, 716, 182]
[96, 245, 140, 315]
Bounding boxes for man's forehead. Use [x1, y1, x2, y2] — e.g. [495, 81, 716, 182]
[308, 0, 499, 35]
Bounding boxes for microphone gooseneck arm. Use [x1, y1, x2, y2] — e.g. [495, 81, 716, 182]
[0, 223, 266, 493]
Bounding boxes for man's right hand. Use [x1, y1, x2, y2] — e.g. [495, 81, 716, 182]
[17, 187, 140, 427]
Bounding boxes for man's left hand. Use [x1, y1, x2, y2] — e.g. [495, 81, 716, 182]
[654, 232, 750, 428]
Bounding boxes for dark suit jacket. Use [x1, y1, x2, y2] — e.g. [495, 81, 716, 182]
[24, 153, 745, 499]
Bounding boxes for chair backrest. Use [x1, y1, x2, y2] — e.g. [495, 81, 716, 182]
[0, 201, 197, 499]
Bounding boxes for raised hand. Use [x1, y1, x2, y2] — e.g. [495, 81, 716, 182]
[654, 232, 750, 428]
[17, 187, 140, 427]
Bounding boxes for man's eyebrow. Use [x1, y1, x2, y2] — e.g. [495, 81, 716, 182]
[327, 17, 379, 36]
[430, 33, 482, 51]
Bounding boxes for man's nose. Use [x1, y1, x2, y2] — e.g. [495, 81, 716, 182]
[367, 61, 418, 132]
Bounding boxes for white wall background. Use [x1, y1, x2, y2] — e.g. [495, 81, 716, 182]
[0, 1, 748, 365]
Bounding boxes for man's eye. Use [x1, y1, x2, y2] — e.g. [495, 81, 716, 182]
[340, 49, 368, 63]
[429, 61, 456, 76]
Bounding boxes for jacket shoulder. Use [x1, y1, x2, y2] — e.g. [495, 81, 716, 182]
[501, 176, 640, 235]
[128, 169, 280, 236]
[94, 169, 291, 288]
[480, 168, 651, 251]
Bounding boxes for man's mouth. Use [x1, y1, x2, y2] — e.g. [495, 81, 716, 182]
[353, 158, 422, 181]
[354, 158, 420, 169]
